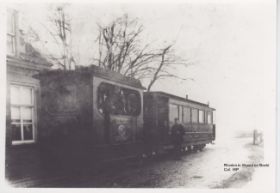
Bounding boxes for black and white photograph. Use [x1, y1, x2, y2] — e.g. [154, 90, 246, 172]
[0, 0, 277, 192]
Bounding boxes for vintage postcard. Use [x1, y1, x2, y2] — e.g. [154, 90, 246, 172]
[0, 0, 277, 192]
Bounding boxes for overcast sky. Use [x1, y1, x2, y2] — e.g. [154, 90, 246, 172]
[12, 0, 275, 138]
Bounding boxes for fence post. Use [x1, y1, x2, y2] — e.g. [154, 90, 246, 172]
[253, 129, 257, 145]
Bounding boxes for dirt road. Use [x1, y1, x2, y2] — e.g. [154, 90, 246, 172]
[6, 137, 263, 188]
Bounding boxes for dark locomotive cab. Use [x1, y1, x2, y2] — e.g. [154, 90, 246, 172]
[144, 92, 215, 152]
[36, 66, 145, 164]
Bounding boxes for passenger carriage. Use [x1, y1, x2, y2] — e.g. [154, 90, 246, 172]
[143, 92, 216, 153]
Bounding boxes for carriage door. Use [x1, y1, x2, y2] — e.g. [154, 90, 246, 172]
[168, 103, 179, 143]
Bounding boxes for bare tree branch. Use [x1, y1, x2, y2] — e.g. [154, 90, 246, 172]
[94, 14, 193, 90]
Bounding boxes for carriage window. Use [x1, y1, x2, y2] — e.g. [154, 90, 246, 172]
[97, 82, 141, 116]
[199, 110, 204, 123]
[183, 107, 191, 123]
[207, 112, 212, 124]
[179, 106, 183, 123]
[191, 108, 198, 123]
[169, 104, 179, 123]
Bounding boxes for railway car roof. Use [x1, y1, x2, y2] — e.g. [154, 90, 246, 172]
[35, 65, 145, 90]
[145, 91, 216, 110]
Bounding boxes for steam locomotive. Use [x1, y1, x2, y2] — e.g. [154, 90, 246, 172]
[36, 66, 215, 165]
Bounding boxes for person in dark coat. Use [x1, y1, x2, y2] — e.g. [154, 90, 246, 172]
[171, 118, 185, 155]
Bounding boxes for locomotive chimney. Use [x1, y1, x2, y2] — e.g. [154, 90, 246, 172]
[186, 94, 188, 100]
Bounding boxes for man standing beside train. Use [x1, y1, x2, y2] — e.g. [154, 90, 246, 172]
[171, 118, 185, 157]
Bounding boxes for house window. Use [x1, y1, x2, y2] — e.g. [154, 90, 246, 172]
[191, 108, 198, 123]
[7, 9, 17, 55]
[10, 85, 35, 145]
[199, 110, 204, 123]
[183, 107, 191, 123]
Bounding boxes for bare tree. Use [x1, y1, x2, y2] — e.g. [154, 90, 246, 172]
[95, 15, 192, 91]
[95, 14, 155, 73]
[42, 4, 75, 70]
[146, 45, 172, 92]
